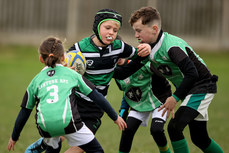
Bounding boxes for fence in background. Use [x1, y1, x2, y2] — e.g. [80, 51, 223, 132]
[0, 0, 228, 50]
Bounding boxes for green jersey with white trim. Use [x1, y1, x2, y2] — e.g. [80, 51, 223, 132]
[149, 31, 215, 100]
[116, 62, 162, 112]
[150, 32, 206, 87]
[21, 64, 93, 137]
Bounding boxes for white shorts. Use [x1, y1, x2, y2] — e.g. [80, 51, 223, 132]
[128, 107, 167, 127]
[181, 93, 214, 121]
[43, 123, 94, 149]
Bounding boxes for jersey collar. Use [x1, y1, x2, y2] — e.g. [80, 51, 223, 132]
[149, 30, 165, 62]
[41, 64, 63, 71]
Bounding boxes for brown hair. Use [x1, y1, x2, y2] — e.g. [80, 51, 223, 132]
[39, 37, 64, 68]
[129, 7, 161, 27]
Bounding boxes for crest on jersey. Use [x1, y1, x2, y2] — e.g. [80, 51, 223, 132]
[47, 70, 55, 77]
[87, 60, 94, 66]
[125, 87, 142, 103]
[157, 65, 172, 76]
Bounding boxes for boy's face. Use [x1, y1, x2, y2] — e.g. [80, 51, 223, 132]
[99, 20, 120, 45]
[132, 19, 158, 44]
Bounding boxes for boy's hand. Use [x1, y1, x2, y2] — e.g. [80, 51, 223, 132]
[114, 116, 127, 131]
[137, 43, 151, 57]
[63, 62, 67, 67]
[63, 62, 76, 71]
[64, 61, 85, 75]
[8, 137, 16, 151]
[158, 96, 177, 119]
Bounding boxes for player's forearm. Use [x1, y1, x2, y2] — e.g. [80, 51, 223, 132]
[113, 60, 144, 80]
[11, 107, 32, 141]
[88, 89, 118, 121]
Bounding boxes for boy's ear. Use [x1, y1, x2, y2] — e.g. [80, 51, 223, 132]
[152, 24, 159, 34]
[39, 55, 44, 63]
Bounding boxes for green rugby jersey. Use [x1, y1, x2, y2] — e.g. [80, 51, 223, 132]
[21, 64, 94, 137]
[149, 31, 213, 100]
[116, 62, 162, 112]
[150, 32, 204, 86]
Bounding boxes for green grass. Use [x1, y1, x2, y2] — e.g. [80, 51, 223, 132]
[0, 44, 228, 153]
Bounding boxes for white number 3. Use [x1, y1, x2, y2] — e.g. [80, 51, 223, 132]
[46, 85, 59, 103]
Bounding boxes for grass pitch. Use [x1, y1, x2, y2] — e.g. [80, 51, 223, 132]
[0, 45, 228, 153]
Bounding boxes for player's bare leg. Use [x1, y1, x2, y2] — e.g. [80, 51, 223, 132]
[64, 146, 84, 153]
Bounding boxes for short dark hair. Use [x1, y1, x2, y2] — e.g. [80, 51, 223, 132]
[129, 7, 161, 27]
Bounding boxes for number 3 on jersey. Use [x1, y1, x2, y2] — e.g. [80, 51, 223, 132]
[46, 85, 59, 103]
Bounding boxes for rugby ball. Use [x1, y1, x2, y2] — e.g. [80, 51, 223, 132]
[64, 50, 86, 75]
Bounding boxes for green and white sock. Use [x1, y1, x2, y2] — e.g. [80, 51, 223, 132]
[204, 139, 223, 153]
[171, 138, 189, 153]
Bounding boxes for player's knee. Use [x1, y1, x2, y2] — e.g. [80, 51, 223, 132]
[190, 134, 202, 148]
[168, 118, 186, 134]
[122, 126, 136, 137]
[168, 119, 176, 134]
[168, 118, 189, 141]
[150, 118, 165, 136]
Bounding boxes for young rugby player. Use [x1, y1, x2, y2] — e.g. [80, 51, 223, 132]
[8, 37, 127, 153]
[129, 6, 224, 153]
[115, 59, 172, 153]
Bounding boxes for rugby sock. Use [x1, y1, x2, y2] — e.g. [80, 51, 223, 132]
[171, 138, 189, 153]
[204, 139, 223, 153]
[158, 143, 171, 153]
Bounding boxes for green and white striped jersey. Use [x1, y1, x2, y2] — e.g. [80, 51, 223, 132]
[70, 36, 137, 96]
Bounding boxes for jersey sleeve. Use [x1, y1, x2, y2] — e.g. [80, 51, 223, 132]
[21, 80, 37, 110]
[118, 41, 137, 59]
[121, 41, 150, 64]
[75, 75, 96, 96]
[168, 47, 199, 100]
[113, 60, 144, 80]
[87, 89, 118, 121]
[11, 107, 32, 141]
